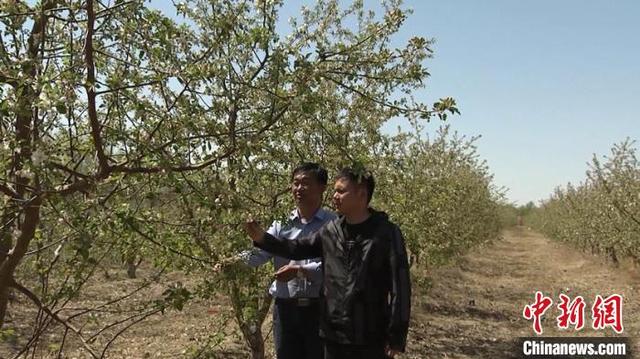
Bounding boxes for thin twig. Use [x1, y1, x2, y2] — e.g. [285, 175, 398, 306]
[10, 280, 100, 359]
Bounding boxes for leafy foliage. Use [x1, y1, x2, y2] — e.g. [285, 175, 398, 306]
[527, 140, 640, 265]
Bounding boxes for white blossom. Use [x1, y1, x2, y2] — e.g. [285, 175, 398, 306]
[31, 149, 47, 166]
[12, 229, 22, 241]
[38, 91, 52, 108]
[15, 169, 34, 179]
[54, 244, 63, 258]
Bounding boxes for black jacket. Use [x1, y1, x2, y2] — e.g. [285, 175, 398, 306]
[256, 210, 411, 351]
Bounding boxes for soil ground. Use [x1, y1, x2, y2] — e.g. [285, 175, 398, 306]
[407, 226, 639, 358]
[1, 227, 638, 358]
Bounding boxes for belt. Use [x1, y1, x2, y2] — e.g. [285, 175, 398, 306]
[275, 297, 319, 307]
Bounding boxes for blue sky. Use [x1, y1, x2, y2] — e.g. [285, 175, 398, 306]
[151, 1, 639, 205]
[392, 1, 640, 205]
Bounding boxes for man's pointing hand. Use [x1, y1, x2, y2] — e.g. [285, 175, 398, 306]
[244, 219, 265, 243]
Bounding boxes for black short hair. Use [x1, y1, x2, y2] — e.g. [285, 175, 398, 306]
[336, 167, 375, 204]
[291, 162, 328, 185]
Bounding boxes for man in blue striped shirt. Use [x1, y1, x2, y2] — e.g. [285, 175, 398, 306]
[243, 162, 336, 359]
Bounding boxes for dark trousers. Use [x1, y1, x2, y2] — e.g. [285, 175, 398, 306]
[323, 340, 389, 359]
[273, 298, 323, 359]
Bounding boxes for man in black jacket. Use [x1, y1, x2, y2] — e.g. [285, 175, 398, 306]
[245, 167, 411, 359]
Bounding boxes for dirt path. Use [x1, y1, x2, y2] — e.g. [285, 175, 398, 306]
[407, 227, 640, 358]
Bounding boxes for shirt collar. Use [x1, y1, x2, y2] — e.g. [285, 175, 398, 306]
[291, 207, 329, 222]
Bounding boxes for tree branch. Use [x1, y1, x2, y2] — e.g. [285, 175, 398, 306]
[0, 182, 19, 199]
[94, 80, 161, 95]
[99, 307, 163, 358]
[84, 0, 111, 177]
[321, 73, 431, 117]
[124, 217, 215, 265]
[10, 279, 99, 359]
[111, 146, 236, 174]
[47, 161, 92, 180]
[95, 0, 137, 18]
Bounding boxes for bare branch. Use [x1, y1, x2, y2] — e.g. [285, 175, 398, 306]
[0, 182, 20, 199]
[50, 179, 93, 196]
[47, 161, 92, 180]
[95, 0, 137, 18]
[99, 307, 163, 357]
[64, 266, 167, 321]
[94, 80, 161, 95]
[124, 217, 215, 265]
[10, 280, 99, 359]
[111, 146, 236, 175]
[321, 73, 431, 117]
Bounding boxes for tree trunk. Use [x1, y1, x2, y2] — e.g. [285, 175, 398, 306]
[0, 0, 54, 329]
[0, 196, 41, 328]
[229, 282, 272, 359]
[607, 247, 619, 267]
[126, 260, 137, 279]
[0, 285, 9, 327]
[245, 326, 266, 359]
[126, 257, 137, 279]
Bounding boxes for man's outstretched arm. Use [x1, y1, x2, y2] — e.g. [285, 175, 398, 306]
[212, 222, 279, 273]
[245, 219, 324, 260]
[240, 221, 280, 267]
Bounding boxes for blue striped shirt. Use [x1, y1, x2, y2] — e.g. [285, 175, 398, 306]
[244, 207, 336, 298]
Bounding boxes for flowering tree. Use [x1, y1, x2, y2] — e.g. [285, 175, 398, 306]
[527, 140, 640, 266]
[0, 0, 468, 357]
